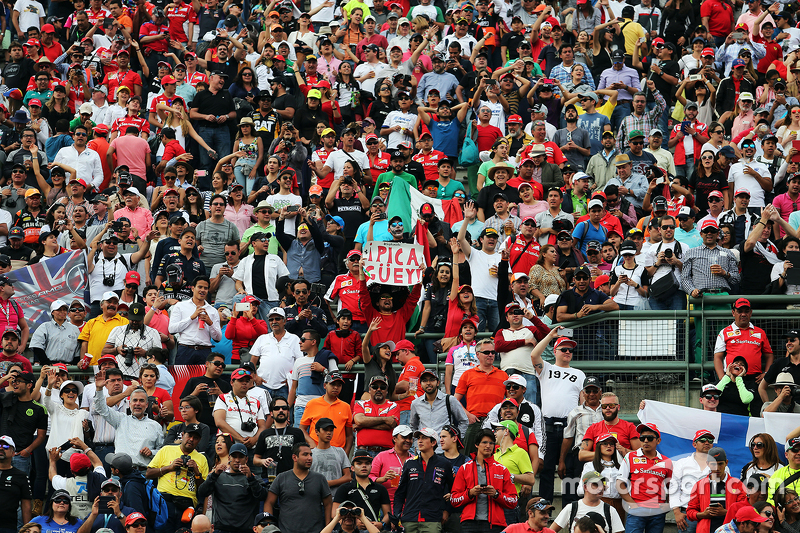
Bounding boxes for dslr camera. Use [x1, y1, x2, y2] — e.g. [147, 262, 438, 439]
[122, 346, 135, 366]
[241, 419, 257, 432]
[103, 273, 116, 287]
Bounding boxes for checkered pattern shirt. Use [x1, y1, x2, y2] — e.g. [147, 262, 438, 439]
[550, 63, 596, 94]
[679, 244, 740, 294]
[483, 214, 522, 236]
[616, 90, 666, 153]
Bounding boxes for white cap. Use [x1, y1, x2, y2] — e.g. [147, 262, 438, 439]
[544, 294, 559, 308]
[588, 198, 604, 209]
[740, 92, 754, 101]
[572, 172, 590, 183]
[0, 435, 15, 448]
[504, 374, 527, 387]
[123, 186, 141, 197]
[393, 425, 413, 437]
[414, 427, 438, 440]
[268, 306, 285, 318]
[79, 102, 93, 114]
[59, 380, 84, 396]
[511, 272, 529, 283]
[50, 299, 69, 313]
[101, 291, 119, 302]
[650, 128, 663, 137]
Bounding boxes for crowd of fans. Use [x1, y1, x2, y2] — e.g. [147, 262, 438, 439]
[3, 0, 800, 532]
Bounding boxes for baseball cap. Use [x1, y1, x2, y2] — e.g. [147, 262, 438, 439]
[733, 59, 747, 68]
[414, 427, 440, 440]
[735, 187, 751, 197]
[231, 369, 253, 380]
[693, 429, 715, 441]
[315, 417, 336, 430]
[125, 513, 148, 527]
[491, 420, 519, 437]
[324, 371, 344, 384]
[700, 219, 719, 232]
[554, 337, 577, 350]
[393, 425, 413, 437]
[636, 422, 660, 437]
[583, 376, 601, 390]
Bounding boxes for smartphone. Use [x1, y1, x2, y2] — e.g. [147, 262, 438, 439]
[561, 328, 574, 338]
[287, 205, 299, 212]
[689, 74, 702, 81]
[60, 441, 73, 452]
[655, 177, 665, 185]
[196, 170, 207, 177]
[731, 32, 744, 40]
[98, 495, 114, 515]
[710, 502, 722, 508]
[486, 79, 497, 86]
[235, 302, 250, 312]
[542, 78, 554, 84]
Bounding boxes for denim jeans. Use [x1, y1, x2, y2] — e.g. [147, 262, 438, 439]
[266, 385, 289, 402]
[234, 160, 257, 196]
[198, 126, 233, 172]
[475, 297, 499, 332]
[294, 405, 306, 428]
[648, 291, 686, 311]
[676, 159, 695, 180]
[399, 410, 410, 426]
[12, 454, 30, 475]
[625, 512, 667, 533]
[611, 101, 632, 132]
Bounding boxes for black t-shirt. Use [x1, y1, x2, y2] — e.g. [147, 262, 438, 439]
[555, 287, 610, 316]
[190, 87, 236, 127]
[253, 425, 306, 475]
[2, 59, 35, 94]
[197, 5, 225, 38]
[252, 254, 268, 300]
[0, 466, 31, 522]
[333, 480, 391, 522]
[273, 94, 296, 122]
[688, 171, 727, 217]
[740, 246, 774, 295]
[500, 32, 525, 60]
[0, 245, 36, 264]
[764, 356, 800, 387]
[332, 197, 366, 239]
[180, 376, 232, 432]
[0, 393, 48, 450]
[251, 109, 280, 142]
[404, 160, 425, 188]
[477, 184, 522, 219]
[642, 57, 681, 105]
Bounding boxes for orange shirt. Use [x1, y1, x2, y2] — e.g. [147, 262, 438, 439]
[454, 366, 509, 418]
[396, 356, 425, 412]
[300, 396, 353, 448]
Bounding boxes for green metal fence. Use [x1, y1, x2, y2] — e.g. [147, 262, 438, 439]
[58, 295, 800, 418]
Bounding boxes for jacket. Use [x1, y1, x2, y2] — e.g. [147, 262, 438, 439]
[197, 470, 268, 531]
[392, 453, 454, 522]
[686, 475, 746, 533]
[225, 316, 270, 355]
[716, 77, 755, 127]
[451, 456, 519, 529]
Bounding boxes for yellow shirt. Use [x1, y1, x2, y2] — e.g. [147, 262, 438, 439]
[78, 314, 129, 364]
[620, 18, 646, 55]
[148, 445, 210, 505]
[576, 100, 617, 119]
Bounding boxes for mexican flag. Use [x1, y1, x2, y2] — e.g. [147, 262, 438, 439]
[385, 177, 464, 264]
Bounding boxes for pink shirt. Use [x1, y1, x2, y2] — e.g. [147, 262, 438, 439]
[224, 204, 254, 237]
[773, 192, 800, 236]
[114, 206, 154, 238]
[110, 135, 151, 179]
[369, 448, 410, 501]
[145, 306, 170, 348]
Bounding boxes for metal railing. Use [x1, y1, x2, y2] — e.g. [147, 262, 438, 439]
[58, 295, 800, 417]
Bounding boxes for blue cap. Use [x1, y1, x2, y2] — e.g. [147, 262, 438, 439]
[230, 443, 248, 456]
[325, 214, 345, 229]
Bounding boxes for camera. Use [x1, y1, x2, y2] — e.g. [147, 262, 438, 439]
[147, 395, 158, 419]
[241, 419, 257, 432]
[122, 346, 135, 366]
[103, 274, 116, 287]
[112, 220, 124, 232]
[377, 213, 387, 220]
[342, 176, 354, 185]
[664, 248, 673, 258]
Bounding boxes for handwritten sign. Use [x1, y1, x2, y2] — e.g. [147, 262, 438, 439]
[363, 241, 426, 286]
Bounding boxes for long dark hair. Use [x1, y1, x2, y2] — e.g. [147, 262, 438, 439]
[592, 436, 620, 473]
[695, 150, 722, 179]
[234, 66, 256, 88]
[719, 223, 737, 248]
[431, 262, 453, 292]
[214, 433, 235, 466]
[741, 433, 783, 480]
[43, 495, 78, 525]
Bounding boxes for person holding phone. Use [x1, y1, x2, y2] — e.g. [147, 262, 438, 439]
[77, 479, 137, 533]
[687, 447, 746, 533]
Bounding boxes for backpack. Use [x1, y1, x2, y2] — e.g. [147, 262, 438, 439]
[143, 479, 170, 530]
[567, 500, 614, 533]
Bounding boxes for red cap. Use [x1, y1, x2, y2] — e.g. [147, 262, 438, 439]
[554, 337, 577, 350]
[97, 355, 117, 366]
[735, 22, 749, 31]
[52, 363, 68, 373]
[161, 75, 176, 85]
[734, 297, 751, 309]
[735, 507, 768, 524]
[274, 54, 286, 61]
[28, 98, 42, 107]
[700, 219, 719, 231]
[69, 178, 89, 189]
[69, 452, 92, 473]
[459, 318, 478, 331]
[125, 513, 148, 527]
[231, 368, 253, 380]
[163, 188, 180, 196]
[592, 190, 607, 200]
[346, 249, 362, 259]
[501, 397, 520, 407]
[594, 274, 610, 288]
[636, 422, 661, 437]
[93, 124, 110, 134]
[24, 39, 41, 48]
[393, 339, 416, 352]
[507, 114, 523, 124]
[693, 429, 714, 441]
[701, 47, 715, 57]
[505, 301, 522, 312]
[315, 80, 331, 89]
[545, 15, 560, 27]
[652, 38, 665, 46]
[41, 24, 56, 33]
[241, 295, 261, 304]
[734, 188, 750, 197]
[365, 133, 378, 141]
[595, 432, 618, 444]
[708, 190, 723, 199]
[124, 271, 141, 285]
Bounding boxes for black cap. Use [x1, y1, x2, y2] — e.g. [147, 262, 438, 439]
[611, 49, 625, 62]
[652, 196, 668, 211]
[0, 254, 10, 267]
[183, 423, 203, 435]
[169, 214, 187, 225]
[352, 449, 373, 461]
[225, 14, 238, 26]
[390, 150, 404, 160]
[574, 265, 591, 279]
[787, 330, 800, 339]
[129, 302, 146, 320]
[315, 417, 336, 430]
[16, 372, 35, 383]
[210, 70, 229, 78]
[493, 192, 509, 202]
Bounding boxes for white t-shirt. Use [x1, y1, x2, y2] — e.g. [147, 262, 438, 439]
[383, 110, 417, 149]
[266, 192, 302, 235]
[309, 0, 335, 22]
[213, 390, 267, 439]
[0, 209, 12, 247]
[353, 61, 388, 95]
[13, 0, 44, 31]
[466, 247, 500, 299]
[643, 240, 681, 284]
[325, 149, 371, 181]
[479, 99, 506, 132]
[553, 499, 625, 533]
[537, 361, 585, 419]
[251, 331, 302, 390]
[728, 160, 771, 207]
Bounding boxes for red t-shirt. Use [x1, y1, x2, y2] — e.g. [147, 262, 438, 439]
[186, 71, 208, 88]
[353, 399, 399, 448]
[86, 7, 111, 25]
[443, 298, 479, 338]
[368, 152, 390, 185]
[503, 235, 541, 275]
[314, 147, 336, 188]
[476, 124, 504, 152]
[396, 356, 425, 411]
[0, 354, 32, 376]
[699, 0, 734, 37]
[715, 323, 773, 375]
[111, 115, 150, 136]
[413, 150, 447, 182]
[620, 449, 673, 507]
[326, 273, 365, 322]
[103, 69, 142, 102]
[139, 22, 170, 53]
[166, 3, 194, 42]
[582, 419, 640, 452]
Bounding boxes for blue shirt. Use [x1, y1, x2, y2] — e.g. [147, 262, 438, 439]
[675, 226, 703, 249]
[416, 72, 459, 104]
[572, 220, 607, 254]
[31, 515, 84, 533]
[355, 220, 391, 244]
[578, 112, 610, 155]
[45, 133, 74, 164]
[428, 117, 461, 158]
[212, 324, 233, 362]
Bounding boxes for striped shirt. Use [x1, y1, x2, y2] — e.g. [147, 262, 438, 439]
[679, 244, 740, 294]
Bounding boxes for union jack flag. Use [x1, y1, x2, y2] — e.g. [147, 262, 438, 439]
[7, 250, 88, 328]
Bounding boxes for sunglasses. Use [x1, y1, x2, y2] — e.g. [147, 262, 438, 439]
[661, 225, 676, 230]
[701, 393, 721, 400]
[696, 437, 714, 444]
[131, 522, 147, 528]
[62, 388, 78, 394]
[601, 403, 618, 409]
[557, 347, 574, 352]
[701, 155, 715, 160]
[69, 307, 84, 312]
[477, 350, 496, 355]
[639, 435, 657, 442]
[708, 197, 722, 202]
[522, 221, 535, 227]
[558, 235, 572, 241]
[750, 441, 765, 449]
[211, 360, 226, 367]
[103, 486, 120, 493]
[370, 383, 388, 390]
[630, 141, 644, 145]
[506, 384, 521, 390]
[273, 405, 290, 411]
